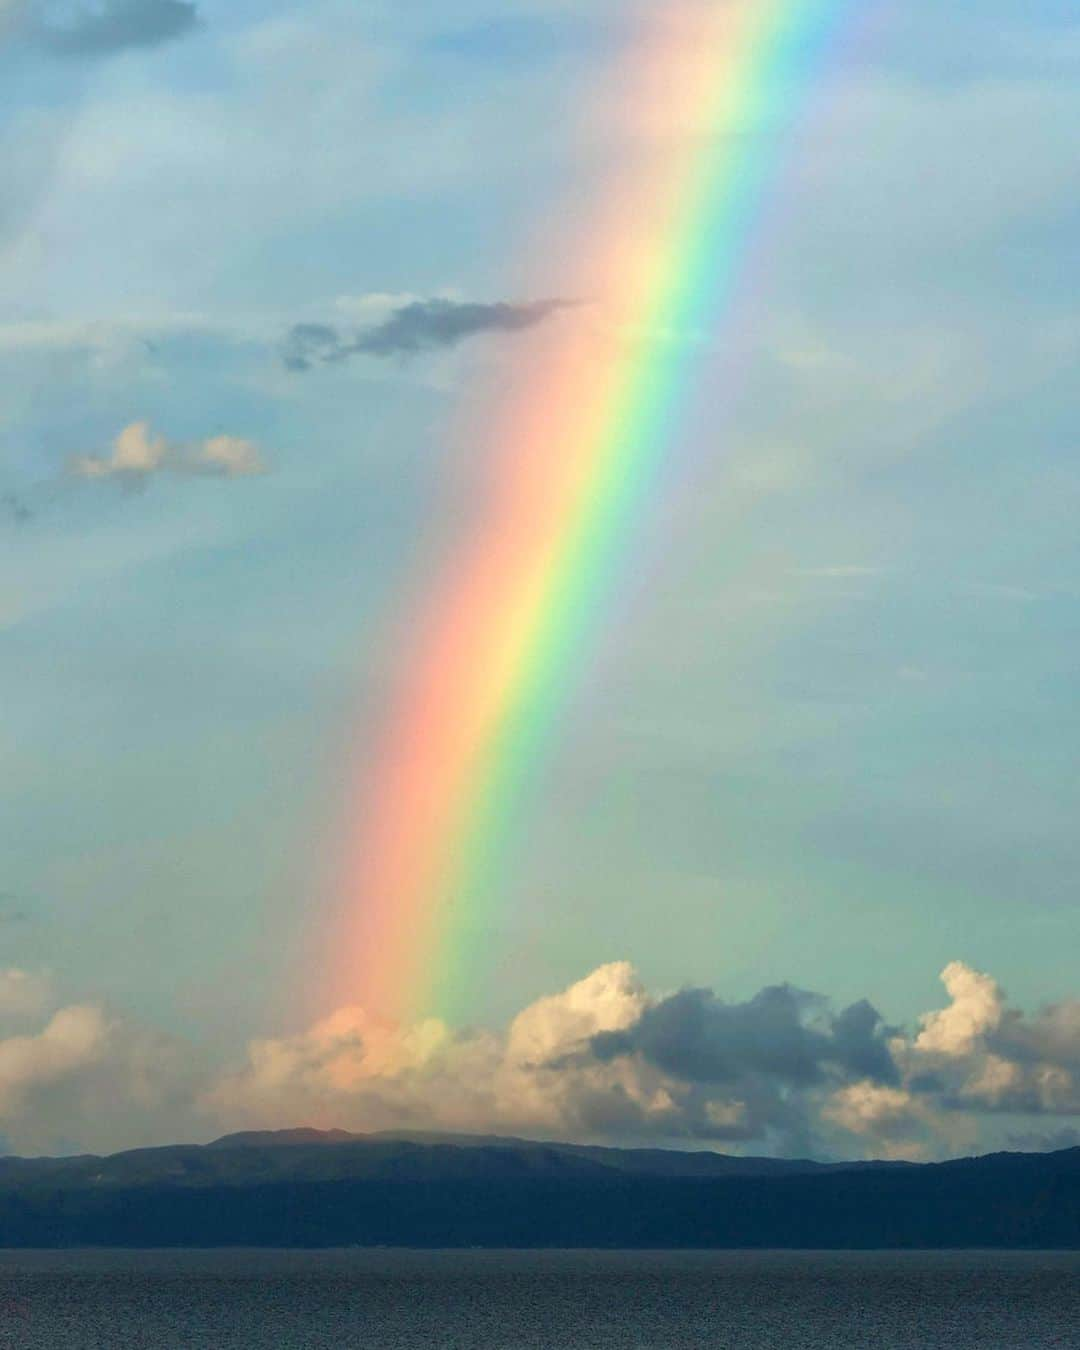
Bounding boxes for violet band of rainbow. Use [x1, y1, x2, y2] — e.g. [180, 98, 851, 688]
[338, 0, 857, 1023]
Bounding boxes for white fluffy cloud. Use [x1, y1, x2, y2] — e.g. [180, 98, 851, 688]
[208, 963, 682, 1143]
[0, 973, 200, 1154]
[70, 420, 267, 483]
[0, 1004, 109, 1117]
[913, 961, 1005, 1057]
[816, 962, 1080, 1157]
[889, 963, 1080, 1118]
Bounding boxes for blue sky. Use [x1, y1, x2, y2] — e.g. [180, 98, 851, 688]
[0, 0, 1078, 1157]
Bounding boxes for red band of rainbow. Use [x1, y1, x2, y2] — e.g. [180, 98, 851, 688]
[336, 0, 857, 1023]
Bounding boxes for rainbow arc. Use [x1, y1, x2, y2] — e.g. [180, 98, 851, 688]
[336, 1, 856, 1023]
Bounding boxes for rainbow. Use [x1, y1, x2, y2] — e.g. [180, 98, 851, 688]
[336, 0, 857, 1023]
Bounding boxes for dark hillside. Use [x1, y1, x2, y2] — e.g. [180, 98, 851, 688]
[0, 1133, 1074, 1248]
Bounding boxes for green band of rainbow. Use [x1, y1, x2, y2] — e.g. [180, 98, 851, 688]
[338, 0, 857, 1023]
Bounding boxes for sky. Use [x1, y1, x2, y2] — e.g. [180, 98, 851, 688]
[0, 0, 1078, 1160]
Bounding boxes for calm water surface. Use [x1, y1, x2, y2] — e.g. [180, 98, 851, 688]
[0, 1249, 1075, 1349]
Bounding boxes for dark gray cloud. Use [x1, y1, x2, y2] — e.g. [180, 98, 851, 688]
[32, 1, 199, 57]
[591, 985, 900, 1090]
[282, 323, 344, 371]
[577, 966, 1080, 1152]
[907, 1072, 946, 1095]
[830, 999, 902, 1083]
[283, 298, 571, 370]
[992, 1002, 1080, 1073]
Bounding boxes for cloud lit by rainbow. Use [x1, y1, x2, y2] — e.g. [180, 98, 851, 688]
[334, 0, 858, 1024]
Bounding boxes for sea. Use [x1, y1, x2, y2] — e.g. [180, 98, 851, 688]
[0, 1249, 1075, 1349]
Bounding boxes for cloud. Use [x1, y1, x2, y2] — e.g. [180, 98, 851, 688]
[821, 1082, 931, 1160]
[69, 420, 267, 484]
[208, 960, 1080, 1161]
[897, 963, 1080, 1118]
[507, 961, 648, 1067]
[26, 0, 199, 57]
[584, 983, 902, 1153]
[0, 960, 1076, 1159]
[283, 298, 572, 370]
[913, 961, 1005, 1057]
[189, 434, 266, 478]
[591, 985, 900, 1089]
[207, 963, 679, 1145]
[0, 974, 199, 1154]
[0, 1005, 109, 1117]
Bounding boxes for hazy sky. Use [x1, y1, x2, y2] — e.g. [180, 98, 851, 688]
[0, 0, 1078, 1158]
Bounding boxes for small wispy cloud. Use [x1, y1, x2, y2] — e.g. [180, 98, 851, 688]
[283, 297, 573, 371]
[69, 421, 267, 485]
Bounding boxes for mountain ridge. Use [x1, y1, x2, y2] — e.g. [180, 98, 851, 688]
[0, 1127, 906, 1191]
[0, 1130, 1074, 1248]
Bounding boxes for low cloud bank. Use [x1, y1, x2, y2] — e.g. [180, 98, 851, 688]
[0, 960, 1077, 1158]
[283, 298, 571, 370]
[212, 961, 1080, 1160]
[0, 969, 199, 1154]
